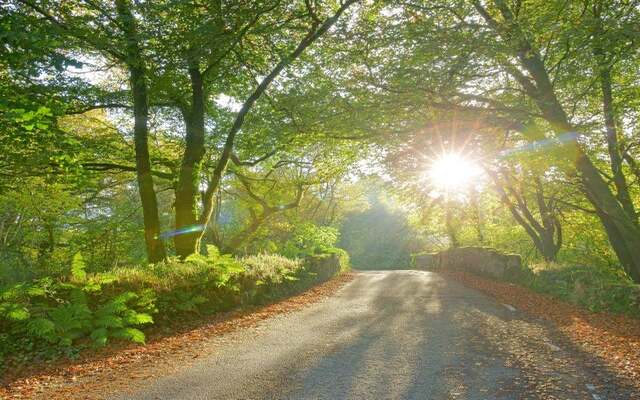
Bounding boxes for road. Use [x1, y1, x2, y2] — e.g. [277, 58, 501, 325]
[113, 270, 637, 399]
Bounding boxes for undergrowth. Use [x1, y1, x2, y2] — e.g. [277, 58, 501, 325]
[522, 262, 640, 316]
[0, 246, 349, 373]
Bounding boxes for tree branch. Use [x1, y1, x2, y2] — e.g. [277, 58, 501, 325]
[198, 0, 359, 226]
[81, 162, 173, 180]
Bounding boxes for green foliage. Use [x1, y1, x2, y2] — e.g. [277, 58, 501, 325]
[282, 223, 340, 258]
[323, 247, 351, 272]
[1, 267, 154, 349]
[2, 245, 349, 368]
[185, 246, 245, 286]
[235, 254, 304, 304]
[0, 178, 82, 282]
[110, 248, 244, 318]
[5, 0, 639, 383]
[71, 252, 87, 282]
[240, 253, 303, 284]
[340, 195, 417, 269]
[0, 254, 156, 367]
[521, 262, 640, 316]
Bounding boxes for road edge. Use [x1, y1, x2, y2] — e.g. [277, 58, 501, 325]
[0, 272, 357, 399]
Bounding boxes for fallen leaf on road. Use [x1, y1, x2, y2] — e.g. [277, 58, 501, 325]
[0, 273, 356, 400]
[446, 271, 640, 388]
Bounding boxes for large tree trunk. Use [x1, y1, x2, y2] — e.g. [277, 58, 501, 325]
[599, 66, 636, 222]
[540, 105, 640, 279]
[541, 106, 640, 278]
[115, 0, 166, 263]
[533, 83, 640, 277]
[538, 232, 559, 262]
[479, 0, 640, 282]
[174, 66, 207, 258]
[575, 153, 640, 282]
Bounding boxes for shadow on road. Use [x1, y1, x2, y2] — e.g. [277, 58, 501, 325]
[277, 271, 637, 399]
[119, 270, 638, 400]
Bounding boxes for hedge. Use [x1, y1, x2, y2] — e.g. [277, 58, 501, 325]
[0, 246, 349, 370]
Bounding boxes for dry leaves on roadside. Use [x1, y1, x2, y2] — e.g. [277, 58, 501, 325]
[0, 273, 356, 400]
[446, 271, 640, 385]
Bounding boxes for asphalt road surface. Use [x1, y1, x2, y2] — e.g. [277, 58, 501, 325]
[113, 270, 638, 399]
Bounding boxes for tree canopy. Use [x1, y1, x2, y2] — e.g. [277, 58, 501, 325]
[1, 0, 640, 286]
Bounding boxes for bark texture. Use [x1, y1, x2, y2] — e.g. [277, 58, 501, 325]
[115, 0, 166, 262]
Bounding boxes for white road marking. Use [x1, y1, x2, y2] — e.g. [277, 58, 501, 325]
[545, 342, 561, 351]
[586, 383, 603, 400]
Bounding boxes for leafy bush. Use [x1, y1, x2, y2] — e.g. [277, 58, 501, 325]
[0, 253, 154, 364]
[240, 253, 302, 284]
[111, 246, 242, 291]
[282, 223, 339, 258]
[304, 250, 350, 282]
[523, 262, 640, 316]
[235, 254, 303, 304]
[1, 246, 348, 369]
[323, 247, 351, 272]
[110, 246, 244, 318]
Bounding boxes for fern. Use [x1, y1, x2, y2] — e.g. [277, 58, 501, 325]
[90, 327, 108, 347]
[40, 302, 93, 346]
[93, 314, 124, 328]
[27, 318, 56, 338]
[112, 327, 145, 344]
[0, 303, 30, 321]
[122, 310, 153, 325]
[3, 245, 337, 359]
[172, 291, 208, 312]
[71, 252, 87, 282]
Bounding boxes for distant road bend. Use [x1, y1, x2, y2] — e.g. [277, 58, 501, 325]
[113, 270, 637, 400]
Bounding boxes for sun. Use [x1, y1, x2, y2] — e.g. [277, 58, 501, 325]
[427, 153, 482, 192]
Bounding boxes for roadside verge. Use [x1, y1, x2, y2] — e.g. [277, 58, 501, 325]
[445, 270, 640, 387]
[0, 272, 355, 399]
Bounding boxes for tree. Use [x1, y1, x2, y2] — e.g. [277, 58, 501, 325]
[114, 0, 166, 262]
[172, 0, 360, 257]
[353, 0, 640, 282]
[12, 0, 360, 260]
[469, 0, 640, 281]
[489, 169, 562, 261]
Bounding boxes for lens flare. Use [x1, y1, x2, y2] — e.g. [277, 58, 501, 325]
[158, 224, 205, 240]
[498, 132, 578, 158]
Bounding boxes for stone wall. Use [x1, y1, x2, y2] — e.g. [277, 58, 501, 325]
[413, 247, 523, 281]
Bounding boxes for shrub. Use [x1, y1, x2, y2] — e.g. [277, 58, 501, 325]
[0, 253, 155, 364]
[523, 262, 640, 316]
[282, 223, 339, 258]
[1, 245, 349, 370]
[304, 249, 349, 282]
[235, 254, 304, 304]
[324, 247, 351, 272]
[111, 246, 244, 318]
[240, 253, 302, 284]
